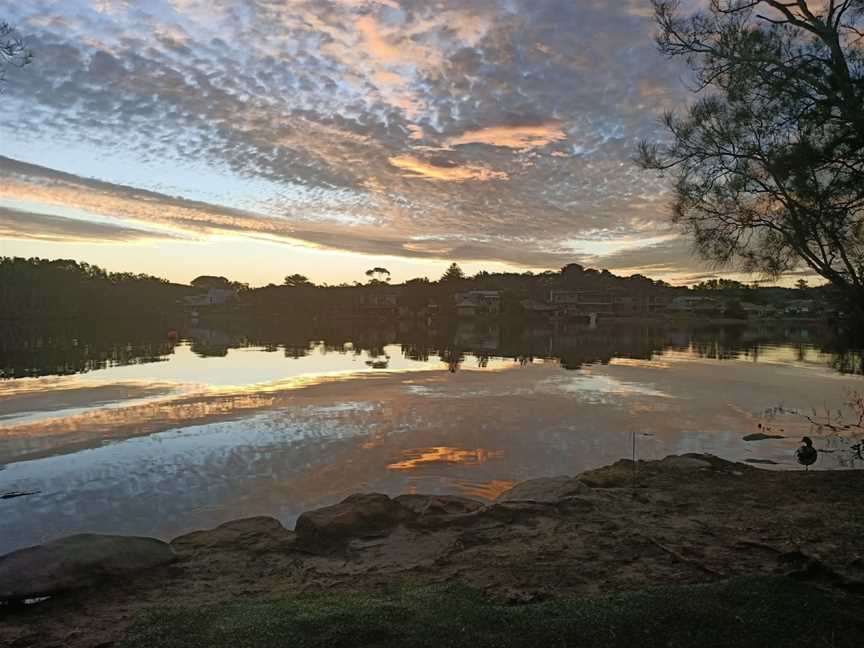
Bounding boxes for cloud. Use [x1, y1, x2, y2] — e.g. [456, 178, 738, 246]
[0, 206, 178, 243]
[388, 155, 508, 182]
[444, 123, 568, 151]
[0, 0, 718, 281]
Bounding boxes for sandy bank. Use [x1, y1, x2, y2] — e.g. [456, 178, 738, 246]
[2, 453, 863, 647]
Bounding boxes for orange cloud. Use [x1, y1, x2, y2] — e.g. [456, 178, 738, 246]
[389, 155, 508, 182]
[387, 446, 504, 471]
[356, 15, 401, 64]
[445, 123, 568, 150]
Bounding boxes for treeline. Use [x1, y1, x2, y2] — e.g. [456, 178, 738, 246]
[249, 262, 678, 319]
[0, 257, 191, 320]
[0, 256, 842, 323]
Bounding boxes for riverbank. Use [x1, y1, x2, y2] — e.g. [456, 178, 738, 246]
[2, 453, 863, 647]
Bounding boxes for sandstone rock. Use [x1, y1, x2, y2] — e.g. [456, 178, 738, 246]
[0, 534, 175, 601]
[394, 494, 484, 517]
[658, 456, 713, 471]
[295, 493, 407, 546]
[395, 494, 486, 529]
[578, 461, 637, 488]
[171, 516, 295, 555]
[496, 476, 590, 502]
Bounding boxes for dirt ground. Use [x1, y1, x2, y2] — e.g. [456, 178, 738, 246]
[2, 454, 863, 648]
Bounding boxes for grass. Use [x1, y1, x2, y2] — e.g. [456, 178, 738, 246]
[121, 576, 862, 648]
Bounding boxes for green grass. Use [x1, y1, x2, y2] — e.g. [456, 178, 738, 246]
[121, 576, 862, 648]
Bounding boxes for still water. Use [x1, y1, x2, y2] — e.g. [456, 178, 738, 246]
[1, 319, 862, 553]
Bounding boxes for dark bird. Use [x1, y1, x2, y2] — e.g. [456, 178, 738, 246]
[795, 436, 818, 470]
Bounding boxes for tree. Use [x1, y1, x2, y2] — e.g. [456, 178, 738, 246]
[1, 22, 32, 87]
[284, 273, 312, 287]
[694, 278, 747, 291]
[365, 267, 391, 283]
[191, 275, 231, 289]
[440, 262, 465, 282]
[638, 1, 864, 320]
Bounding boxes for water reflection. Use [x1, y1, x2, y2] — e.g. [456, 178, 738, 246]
[2, 318, 863, 381]
[1, 317, 863, 554]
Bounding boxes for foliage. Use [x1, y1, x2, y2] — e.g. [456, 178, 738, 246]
[191, 276, 230, 289]
[0, 21, 31, 87]
[365, 267, 391, 283]
[121, 577, 860, 648]
[638, 1, 864, 319]
[283, 274, 313, 287]
[190, 275, 247, 292]
[0, 257, 187, 320]
[440, 262, 465, 282]
[693, 278, 748, 291]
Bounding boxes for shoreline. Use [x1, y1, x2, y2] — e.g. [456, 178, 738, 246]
[3, 453, 864, 647]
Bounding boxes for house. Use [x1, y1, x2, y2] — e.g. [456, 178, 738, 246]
[519, 298, 558, 317]
[669, 295, 724, 313]
[182, 287, 238, 308]
[549, 290, 615, 317]
[360, 288, 401, 317]
[785, 299, 815, 316]
[454, 291, 502, 317]
[740, 302, 774, 318]
[645, 294, 672, 313]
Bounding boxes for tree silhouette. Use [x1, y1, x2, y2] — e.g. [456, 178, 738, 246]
[284, 274, 312, 287]
[0, 22, 32, 88]
[440, 263, 465, 282]
[365, 267, 391, 283]
[638, 1, 864, 321]
[191, 275, 231, 289]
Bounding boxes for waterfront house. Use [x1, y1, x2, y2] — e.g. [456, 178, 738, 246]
[549, 289, 615, 317]
[182, 287, 238, 308]
[454, 290, 502, 317]
[669, 295, 724, 313]
[360, 287, 401, 318]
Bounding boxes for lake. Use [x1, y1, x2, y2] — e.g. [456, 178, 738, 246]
[1, 318, 862, 554]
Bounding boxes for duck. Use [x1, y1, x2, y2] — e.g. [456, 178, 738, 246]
[795, 436, 818, 470]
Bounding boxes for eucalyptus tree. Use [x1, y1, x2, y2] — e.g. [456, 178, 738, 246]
[365, 267, 391, 283]
[638, 1, 864, 319]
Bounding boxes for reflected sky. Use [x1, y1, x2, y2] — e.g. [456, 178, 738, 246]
[2, 327, 864, 554]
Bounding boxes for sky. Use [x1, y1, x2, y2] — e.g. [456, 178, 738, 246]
[0, 0, 744, 287]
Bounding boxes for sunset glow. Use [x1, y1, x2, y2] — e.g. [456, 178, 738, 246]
[0, 0, 713, 285]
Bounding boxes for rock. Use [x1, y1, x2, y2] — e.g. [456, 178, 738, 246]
[171, 517, 295, 555]
[658, 456, 712, 471]
[395, 495, 486, 529]
[295, 493, 408, 546]
[496, 476, 590, 503]
[0, 534, 175, 601]
[578, 460, 638, 488]
[395, 494, 484, 517]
